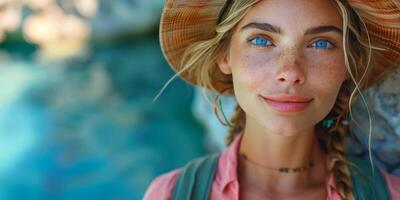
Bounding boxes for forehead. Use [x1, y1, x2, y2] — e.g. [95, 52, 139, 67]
[237, 0, 342, 32]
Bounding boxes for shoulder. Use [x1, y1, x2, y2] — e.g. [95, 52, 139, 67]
[143, 153, 222, 200]
[143, 169, 181, 200]
[381, 170, 400, 199]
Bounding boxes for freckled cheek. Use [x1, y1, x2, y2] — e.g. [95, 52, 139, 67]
[309, 59, 347, 95]
[230, 51, 275, 91]
[308, 52, 347, 79]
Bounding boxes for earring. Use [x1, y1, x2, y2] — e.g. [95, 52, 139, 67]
[322, 118, 335, 129]
[322, 113, 350, 130]
[213, 91, 234, 128]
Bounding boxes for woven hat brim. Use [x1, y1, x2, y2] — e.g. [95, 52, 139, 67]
[349, 0, 400, 88]
[159, 0, 225, 86]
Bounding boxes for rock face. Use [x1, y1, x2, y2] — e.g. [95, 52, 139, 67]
[348, 68, 400, 175]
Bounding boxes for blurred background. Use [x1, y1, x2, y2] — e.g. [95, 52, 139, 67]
[0, 0, 399, 200]
[0, 0, 209, 199]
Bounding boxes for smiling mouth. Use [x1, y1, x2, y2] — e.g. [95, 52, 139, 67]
[262, 93, 313, 103]
[262, 97, 313, 112]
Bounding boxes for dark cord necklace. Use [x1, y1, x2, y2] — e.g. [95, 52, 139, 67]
[239, 153, 315, 173]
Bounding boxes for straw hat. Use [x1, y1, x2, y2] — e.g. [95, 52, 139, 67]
[159, 0, 400, 92]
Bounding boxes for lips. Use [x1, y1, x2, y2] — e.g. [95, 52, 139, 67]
[262, 94, 313, 103]
[262, 94, 313, 112]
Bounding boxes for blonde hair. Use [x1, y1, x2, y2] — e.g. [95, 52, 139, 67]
[171, 0, 397, 199]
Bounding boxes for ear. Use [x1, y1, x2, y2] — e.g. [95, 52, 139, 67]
[217, 54, 232, 75]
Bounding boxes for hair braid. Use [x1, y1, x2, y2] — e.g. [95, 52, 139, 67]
[324, 83, 356, 200]
[327, 127, 354, 200]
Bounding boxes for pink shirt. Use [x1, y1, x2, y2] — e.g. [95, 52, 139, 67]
[144, 133, 400, 200]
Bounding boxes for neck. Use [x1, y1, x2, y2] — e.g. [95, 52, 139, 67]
[238, 115, 328, 191]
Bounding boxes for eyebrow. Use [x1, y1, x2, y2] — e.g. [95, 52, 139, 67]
[240, 22, 343, 35]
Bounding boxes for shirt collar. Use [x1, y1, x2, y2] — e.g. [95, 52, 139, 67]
[217, 132, 244, 192]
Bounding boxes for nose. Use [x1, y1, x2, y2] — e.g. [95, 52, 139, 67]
[275, 49, 306, 86]
[276, 67, 306, 86]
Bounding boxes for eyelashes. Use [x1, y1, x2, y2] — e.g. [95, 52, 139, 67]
[310, 40, 335, 49]
[249, 36, 273, 47]
[248, 35, 336, 49]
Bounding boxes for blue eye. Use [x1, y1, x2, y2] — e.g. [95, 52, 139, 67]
[250, 36, 272, 47]
[311, 40, 334, 49]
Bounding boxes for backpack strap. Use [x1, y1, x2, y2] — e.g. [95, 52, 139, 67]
[172, 153, 221, 200]
[348, 155, 391, 200]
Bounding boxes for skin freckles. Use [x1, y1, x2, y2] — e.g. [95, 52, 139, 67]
[217, 0, 349, 198]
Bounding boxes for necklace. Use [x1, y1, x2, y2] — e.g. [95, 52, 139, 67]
[239, 153, 315, 173]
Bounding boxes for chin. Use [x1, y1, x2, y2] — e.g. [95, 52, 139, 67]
[260, 118, 313, 135]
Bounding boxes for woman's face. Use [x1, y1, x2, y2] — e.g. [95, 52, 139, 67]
[218, 0, 348, 134]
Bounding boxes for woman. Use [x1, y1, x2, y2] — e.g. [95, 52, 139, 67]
[145, 0, 400, 199]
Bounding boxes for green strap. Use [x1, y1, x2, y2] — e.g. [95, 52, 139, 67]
[348, 155, 391, 200]
[172, 153, 220, 200]
[172, 154, 390, 200]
